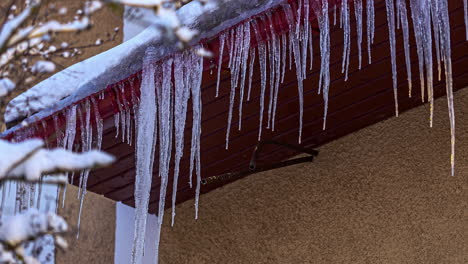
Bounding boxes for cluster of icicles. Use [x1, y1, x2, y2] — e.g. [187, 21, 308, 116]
[1, 0, 462, 263]
[2, 92, 107, 239]
[132, 0, 459, 262]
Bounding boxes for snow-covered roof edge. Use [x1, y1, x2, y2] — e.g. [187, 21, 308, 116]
[4, 0, 285, 134]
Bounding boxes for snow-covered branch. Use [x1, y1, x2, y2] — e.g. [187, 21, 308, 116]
[0, 137, 114, 263]
[0, 209, 68, 264]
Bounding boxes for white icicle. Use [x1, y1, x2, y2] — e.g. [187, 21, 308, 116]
[366, 0, 375, 64]
[247, 47, 256, 101]
[410, 0, 426, 103]
[431, 1, 442, 82]
[61, 105, 77, 208]
[225, 24, 244, 149]
[435, 0, 455, 176]
[312, 0, 331, 130]
[253, 20, 268, 141]
[114, 112, 120, 138]
[171, 51, 192, 226]
[131, 47, 158, 264]
[238, 21, 251, 131]
[266, 14, 278, 130]
[309, 24, 313, 71]
[191, 52, 203, 220]
[422, 2, 434, 127]
[154, 57, 174, 263]
[385, 0, 399, 117]
[216, 33, 226, 97]
[281, 33, 287, 82]
[284, 3, 304, 142]
[333, 4, 337, 26]
[341, 0, 351, 81]
[354, 0, 363, 70]
[464, 0, 468, 40]
[271, 32, 282, 131]
[397, 0, 412, 98]
[77, 99, 93, 239]
[302, 0, 310, 78]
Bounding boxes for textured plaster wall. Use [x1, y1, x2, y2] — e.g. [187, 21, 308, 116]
[158, 89, 468, 263]
[57, 185, 116, 263]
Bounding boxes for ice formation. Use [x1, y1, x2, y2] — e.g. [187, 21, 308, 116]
[131, 47, 203, 263]
[1, 0, 462, 263]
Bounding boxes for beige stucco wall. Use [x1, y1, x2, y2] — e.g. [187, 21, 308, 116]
[158, 88, 467, 263]
[57, 184, 116, 263]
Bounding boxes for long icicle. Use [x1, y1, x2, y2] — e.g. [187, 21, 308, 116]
[284, 2, 304, 142]
[192, 52, 203, 219]
[397, 0, 412, 97]
[131, 47, 158, 264]
[366, 0, 375, 64]
[354, 0, 363, 70]
[154, 57, 174, 264]
[171, 52, 191, 226]
[436, 0, 455, 176]
[385, 0, 399, 117]
[252, 20, 268, 141]
[225, 24, 244, 149]
[341, 0, 351, 81]
[410, 0, 426, 103]
[238, 21, 251, 131]
[215, 33, 226, 97]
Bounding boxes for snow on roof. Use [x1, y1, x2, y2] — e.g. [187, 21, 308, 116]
[4, 0, 284, 131]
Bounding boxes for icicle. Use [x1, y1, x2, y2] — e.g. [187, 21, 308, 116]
[410, 0, 426, 103]
[271, 28, 282, 131]
[385, 0, 399, 117]
[189, 52, 203, 220]
[114, 112, 120, 138]
[131, 48, 158, 264]
[91, 97, 103, 150]
[0, 184, 6, 218]
[422, 2, 434, 127]
[341, 0, 351, 81]
[118, 84, 127, 143]
[77, 106, 86, 198]
[308, 24, 313, 71]
[464, 0, 468, 40]
[238, 21, 251, 131]
[333, 4, 337, 26]
[312, 0, 331, 130]
[216, 33, 226, 97]
[247, 47, 256, 101]
[171, 52, 192, 226]
[77, 99, 93, 238]
[411, 0, 433, 124]
[302, 0, 310, 78]
[281, 34, 287, 82]
[354, 0, 363, 70]
[266, 14, 278, 130]
[154, 56, 175, 263]
[435, 0, 455, 175]
[397, 0, 412, 97]
[225, 24, 244, 149]
[61, 105, 77, 208]
[366, 0, 375, 64]
[252, 20, 267, 141]
[284, 3, 304, 142]
[431, 1, 442, 82]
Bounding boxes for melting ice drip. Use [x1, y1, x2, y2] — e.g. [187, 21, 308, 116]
[132, 47, 203, 264]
